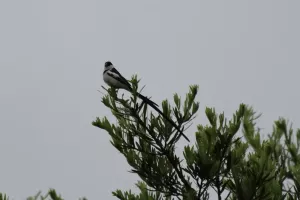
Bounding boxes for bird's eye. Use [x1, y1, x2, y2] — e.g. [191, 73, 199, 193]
[105, 61, 112, 67]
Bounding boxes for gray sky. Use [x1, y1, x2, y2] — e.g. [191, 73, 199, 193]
[0, 1, 299, 199]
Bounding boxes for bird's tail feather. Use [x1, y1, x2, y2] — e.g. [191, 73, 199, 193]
[136, 92, 190, 142]
[136, 93, 159, 107]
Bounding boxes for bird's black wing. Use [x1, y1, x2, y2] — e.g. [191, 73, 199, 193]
[110, 67, 132, 90]
[111, 69, 159, 107]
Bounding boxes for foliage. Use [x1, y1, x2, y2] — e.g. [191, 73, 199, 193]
[0, 189, 87, 200]
[92, 76, 300, 200]
[2, 76, 300, 199]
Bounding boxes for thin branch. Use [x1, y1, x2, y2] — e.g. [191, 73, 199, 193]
[224, 191, 231, 200]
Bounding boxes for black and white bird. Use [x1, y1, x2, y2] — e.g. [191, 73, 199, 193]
[103, 61, 190, 142]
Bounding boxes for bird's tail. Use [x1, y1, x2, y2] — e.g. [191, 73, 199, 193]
[136, 93, 159, 107]
[136, 92, 190, 142]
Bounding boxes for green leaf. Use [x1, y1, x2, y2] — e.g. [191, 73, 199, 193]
[173, 93, 181, 109]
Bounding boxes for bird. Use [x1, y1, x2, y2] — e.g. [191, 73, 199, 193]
[103, 61, 190, 142]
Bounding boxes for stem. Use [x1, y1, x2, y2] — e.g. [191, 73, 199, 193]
[215, 176, 222, 200]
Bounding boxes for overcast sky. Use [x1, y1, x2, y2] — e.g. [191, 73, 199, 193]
[0, 1, 299, 199]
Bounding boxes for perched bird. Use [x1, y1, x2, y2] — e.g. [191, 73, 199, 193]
[103, 61, 190, 142]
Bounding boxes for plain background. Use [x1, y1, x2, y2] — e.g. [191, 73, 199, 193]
[0, 1, 299, 199]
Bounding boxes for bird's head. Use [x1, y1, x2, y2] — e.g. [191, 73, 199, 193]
[104, 61, 114, 71]
[105, 61, 113, 68]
